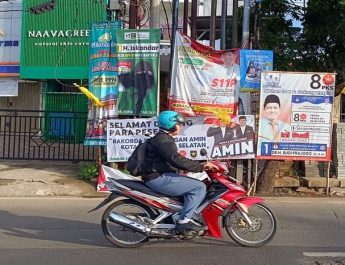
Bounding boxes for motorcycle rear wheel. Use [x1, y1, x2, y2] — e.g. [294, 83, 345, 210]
[224, 203, 277, 247]
[101, 199, 155, 248]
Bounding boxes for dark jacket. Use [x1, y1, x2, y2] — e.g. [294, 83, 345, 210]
[142, 130, 203, 182]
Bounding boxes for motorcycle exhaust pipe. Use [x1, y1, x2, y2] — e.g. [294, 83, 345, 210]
[109, 212, 151, 235]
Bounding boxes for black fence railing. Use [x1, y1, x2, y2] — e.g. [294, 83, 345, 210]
[0, 109, 97, 161]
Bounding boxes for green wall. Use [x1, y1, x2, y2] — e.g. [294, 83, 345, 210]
[20, 0, 106, 79]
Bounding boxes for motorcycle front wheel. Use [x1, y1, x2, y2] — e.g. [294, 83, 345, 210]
[101, 199, 155, 248]
[224, 203, 277, 247]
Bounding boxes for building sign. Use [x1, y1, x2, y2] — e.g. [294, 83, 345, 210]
[257, 71, 335, 161]
[107, 115, 255, 162]
[0, 0, 21, 76]
[20, 0, 105, 79]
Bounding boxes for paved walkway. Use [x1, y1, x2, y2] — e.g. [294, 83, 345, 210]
[0, 160, 105, 197]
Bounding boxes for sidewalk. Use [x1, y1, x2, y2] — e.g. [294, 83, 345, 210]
[0, 160, 105, 197]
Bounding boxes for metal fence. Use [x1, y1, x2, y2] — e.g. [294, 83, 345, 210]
[0, 109, 97, 161]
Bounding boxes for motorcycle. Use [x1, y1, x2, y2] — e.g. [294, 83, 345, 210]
[90, 152, 277, 248]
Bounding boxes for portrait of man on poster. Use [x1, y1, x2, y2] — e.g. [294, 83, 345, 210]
[257, 94, 291, 151]
[233, 116, 255, 140]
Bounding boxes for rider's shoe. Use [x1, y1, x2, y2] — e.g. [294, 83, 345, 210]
[176, 220, 207, 233]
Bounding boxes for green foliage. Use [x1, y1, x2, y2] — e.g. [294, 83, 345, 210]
[256, 0, 345, 84]
[77, 163, 99, 181]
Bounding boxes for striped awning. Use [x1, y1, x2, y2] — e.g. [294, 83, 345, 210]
[0, 62, 20, 76]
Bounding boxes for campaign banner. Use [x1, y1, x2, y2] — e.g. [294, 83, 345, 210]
[107, 115, 255, 162]
[257, 71, 335, 161]
[169, 31, 240, 118]
[116, 29, 160, 116]
[240, 49, 273, 92]
[84, 21, 122, 146]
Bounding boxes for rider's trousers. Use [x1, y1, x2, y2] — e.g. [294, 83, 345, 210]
[145, 173, 207, 220]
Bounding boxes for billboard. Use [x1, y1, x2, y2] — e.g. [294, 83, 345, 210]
[257, 71, 335, 161]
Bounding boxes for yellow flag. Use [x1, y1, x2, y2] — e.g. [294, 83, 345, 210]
[73, 83, 105, 107]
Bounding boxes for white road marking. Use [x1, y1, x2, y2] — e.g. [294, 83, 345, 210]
[303, 252, 345, 257]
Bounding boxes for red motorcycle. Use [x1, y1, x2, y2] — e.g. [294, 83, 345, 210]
[91, 156, 277, 248]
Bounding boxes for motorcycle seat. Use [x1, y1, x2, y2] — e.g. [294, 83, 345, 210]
[116, 179, 183, 203]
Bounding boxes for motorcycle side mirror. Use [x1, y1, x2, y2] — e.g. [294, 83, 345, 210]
[200, 149, 208, 157]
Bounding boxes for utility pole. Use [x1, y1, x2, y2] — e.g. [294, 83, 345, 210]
[170, 0, 180, 74]
[210, 0, 217, 48]
[150, 0, 160, 28]
[191, 0, 197, 39]
[183, 0, 189, 34]
[220, 0, 228, 49]
[231, 0, 238, 48]
[242, 0, 250, 48]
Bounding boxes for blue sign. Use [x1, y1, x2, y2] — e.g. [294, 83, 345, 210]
[240, 49, 273, 92]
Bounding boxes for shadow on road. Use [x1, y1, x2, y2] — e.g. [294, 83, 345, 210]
[0, 209, 239, 248]
[0, 210, 112, 248]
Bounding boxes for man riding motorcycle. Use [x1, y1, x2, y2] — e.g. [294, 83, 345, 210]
[142, 110, 217, 233]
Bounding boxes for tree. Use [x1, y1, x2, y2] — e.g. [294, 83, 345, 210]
[253, 0, 345, 192]
[302, 0, 345, 84]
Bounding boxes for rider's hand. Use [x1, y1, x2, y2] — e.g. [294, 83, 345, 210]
[202, 162, 218, 171]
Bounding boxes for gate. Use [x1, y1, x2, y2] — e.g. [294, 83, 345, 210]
[0, 109, 97, 161]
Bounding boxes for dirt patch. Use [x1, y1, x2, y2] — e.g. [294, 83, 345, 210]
[0, 179, 16, 185]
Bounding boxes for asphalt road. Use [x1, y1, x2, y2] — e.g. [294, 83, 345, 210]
[1, 197, 345, 265]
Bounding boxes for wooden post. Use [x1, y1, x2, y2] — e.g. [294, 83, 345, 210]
[236, 160, 243, 183]
[247, 159, 252, 188]
[247, 159, 258, 195]
[326, 161, 331, 196]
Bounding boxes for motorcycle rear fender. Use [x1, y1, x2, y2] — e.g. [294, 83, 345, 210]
[88, 193, 124, 213]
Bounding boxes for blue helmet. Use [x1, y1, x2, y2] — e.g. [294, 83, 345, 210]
[158, 111, 186, 131]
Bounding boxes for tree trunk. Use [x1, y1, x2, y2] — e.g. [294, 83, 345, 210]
[256, 160, 280, 193]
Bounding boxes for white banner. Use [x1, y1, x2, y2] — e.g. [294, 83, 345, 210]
[257, 71, 335, 161]
[0, 77, 18, 96]
[169, 31, 240, 118]
[107, 115, 255, 162]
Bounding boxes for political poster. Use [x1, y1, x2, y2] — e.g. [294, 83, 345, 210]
[169, 31, 240, 118]
[116, 29, 160, 116]
[107, 115, 255, 162]
[85, 21, 122, 146]
[257, 71, 335, 161]
[240, 49, 273, 92]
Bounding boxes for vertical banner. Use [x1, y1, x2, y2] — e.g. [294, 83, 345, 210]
[240, 49, 273, 92]
[85, 21, 121, 146]
[117, 29, 160, 116]
[257, 71, 335, 161]
[169, 31, 240, 118]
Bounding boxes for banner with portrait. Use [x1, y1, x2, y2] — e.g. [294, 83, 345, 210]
[169, 31, 240, 118]
[107, 115, 255, 162]
[116, 29, 160, 116]
[240, 49, 273, 92]
[257, 71, 335, 161]
[85, 21, 122, 146]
